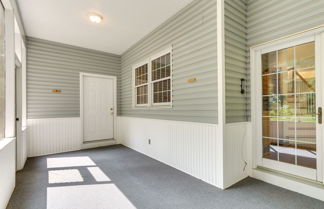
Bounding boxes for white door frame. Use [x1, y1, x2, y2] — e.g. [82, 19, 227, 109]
[80, 72, 117, 143]
[250, 27, 324, 182]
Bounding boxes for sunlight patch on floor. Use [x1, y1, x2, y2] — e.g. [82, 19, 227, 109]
[87, 166, 111, 182]
[47, 156, 96, 168]
[47, 184, 137, 209]
[48, 169, 84, 184]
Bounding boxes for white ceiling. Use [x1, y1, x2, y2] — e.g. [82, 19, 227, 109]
[18, 0, 194, 55]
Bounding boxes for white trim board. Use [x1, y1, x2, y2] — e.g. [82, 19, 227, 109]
[216, 0, 225, 189]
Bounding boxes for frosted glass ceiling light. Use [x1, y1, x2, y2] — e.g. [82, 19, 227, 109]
[89, 13, 103, 23]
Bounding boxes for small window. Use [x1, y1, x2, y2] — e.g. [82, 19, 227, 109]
[152, 53, 171, 104]
[132, 48, 172, 108]
[134, 64, 149, 106]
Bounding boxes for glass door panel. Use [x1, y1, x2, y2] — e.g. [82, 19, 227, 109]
[261, 41, 317, 173]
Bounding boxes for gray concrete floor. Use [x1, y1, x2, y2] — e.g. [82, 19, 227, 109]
[7, 145, 324, 209]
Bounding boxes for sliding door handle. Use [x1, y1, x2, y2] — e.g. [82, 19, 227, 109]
[318, 107, 322, 124]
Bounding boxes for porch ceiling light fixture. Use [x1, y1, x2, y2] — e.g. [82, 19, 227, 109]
[89, 13, 103, 23]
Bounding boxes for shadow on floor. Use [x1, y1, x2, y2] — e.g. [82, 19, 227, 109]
[7, 145, 324, 209]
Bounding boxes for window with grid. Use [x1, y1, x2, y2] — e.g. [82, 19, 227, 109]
[151, 53, 171, 104]
[134, 64, 148, 105]
[133, 48, 172, 107]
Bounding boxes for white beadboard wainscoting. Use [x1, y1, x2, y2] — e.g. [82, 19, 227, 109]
[27, 118, 82, 157]
[224, 122, 250, 188]
[116, 116, 222, 187]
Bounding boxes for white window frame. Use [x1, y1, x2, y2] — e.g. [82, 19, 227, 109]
[132, 47, 173, 108]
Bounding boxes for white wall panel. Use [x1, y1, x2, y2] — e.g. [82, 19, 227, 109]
[0, 138, 16, 209]
[224, 122, 250, 188]
[27, 117, 81, 157]
[116, 116, 221, 187]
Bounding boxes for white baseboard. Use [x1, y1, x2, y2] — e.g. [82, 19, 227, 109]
[116, 116, 222, 187]
[82, 139, 117, 150]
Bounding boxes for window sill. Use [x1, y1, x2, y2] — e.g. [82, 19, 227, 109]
[133, 104, 173, 109]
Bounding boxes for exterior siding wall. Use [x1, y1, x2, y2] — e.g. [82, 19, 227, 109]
[225, 0, 248, 123]
[226, 0, 324, 123]
[119, 0, 218, 124]
[247, 0, 324, 47]
[26, 37, 121, 119]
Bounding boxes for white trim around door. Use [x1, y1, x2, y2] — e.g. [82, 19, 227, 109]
[80, 73, 117, 143]
[251, 26, 324, 183]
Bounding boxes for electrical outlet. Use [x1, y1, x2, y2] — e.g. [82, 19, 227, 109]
[148, 139, 151, 145]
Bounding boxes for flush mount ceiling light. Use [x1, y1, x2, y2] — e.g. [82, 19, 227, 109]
[89, 13, 103, 23]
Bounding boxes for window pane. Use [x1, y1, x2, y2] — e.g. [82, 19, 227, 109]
[262, 117, 277, 138]
[262, 51, 277, 74]
[296, 93, 316, 117]
[136, 85, 148, 105]
[278, 95, 294, 117]
[0, 3, 4, 138]
[135, 64, 148, 86]
[278, 117, 295, 140]
[296, 117, 316, 143]
[262, 74, 277, 95]
[152, 53, 171, 81]
[263, 96, 278, 116]
[297, 142, 316, 169]
[263, 138, 278, 160]
[278, 71, 294, 94]
[278, 47, 294, 72]
[296, 42, 315, 69]
[153, 79, 171, 104]
[278, 139, 296, 165]
[296, 68, 315, 93]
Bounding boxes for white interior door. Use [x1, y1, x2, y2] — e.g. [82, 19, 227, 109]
[252, 32, 324, 182]
[82, 74, 115, 142]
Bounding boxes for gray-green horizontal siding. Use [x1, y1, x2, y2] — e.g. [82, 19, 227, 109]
[120, 0, 218, 124]
[225, 0, 248, 123]
[26, 37, 121, 119]
[247, 0, 324, 47]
